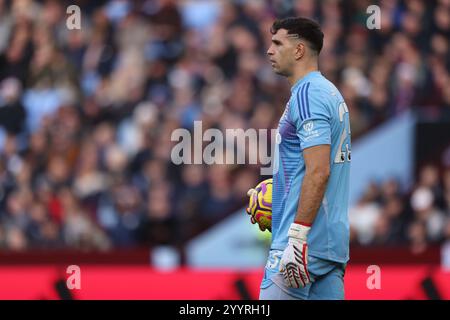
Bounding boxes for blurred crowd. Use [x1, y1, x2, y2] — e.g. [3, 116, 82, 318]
[350, 163, 450, 253]
[0, 0, 449, 251]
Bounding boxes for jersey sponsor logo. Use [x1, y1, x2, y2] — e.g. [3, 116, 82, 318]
[303, 120, 314, 132]
[302, 120, 320, 141]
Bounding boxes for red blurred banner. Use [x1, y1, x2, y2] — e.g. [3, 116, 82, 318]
[0, 265, 449, 300]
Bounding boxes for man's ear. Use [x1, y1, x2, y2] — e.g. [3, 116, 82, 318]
[295, 42, 305, 60]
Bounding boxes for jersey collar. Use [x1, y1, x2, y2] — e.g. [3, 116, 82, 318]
[290, 71, 322, 93]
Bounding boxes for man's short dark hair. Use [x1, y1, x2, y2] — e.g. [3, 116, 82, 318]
[271, 17, 324, 54]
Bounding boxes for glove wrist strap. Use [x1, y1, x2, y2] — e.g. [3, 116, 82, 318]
[288, 222, 311, 241]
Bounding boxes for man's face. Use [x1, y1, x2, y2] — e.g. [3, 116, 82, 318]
[266, 28, 300, 77]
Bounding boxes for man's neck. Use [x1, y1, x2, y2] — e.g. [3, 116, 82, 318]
[288, 65, 319, 87]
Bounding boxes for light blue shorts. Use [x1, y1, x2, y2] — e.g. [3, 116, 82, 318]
[259, 255, 346, 300]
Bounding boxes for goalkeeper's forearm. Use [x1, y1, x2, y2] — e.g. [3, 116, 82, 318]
[294, 168, 329, 225]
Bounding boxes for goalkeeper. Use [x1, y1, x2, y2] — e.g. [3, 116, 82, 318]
[247, 17, 351, 300]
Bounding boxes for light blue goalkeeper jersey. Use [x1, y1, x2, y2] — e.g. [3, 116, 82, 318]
[263, 71, 351, 288]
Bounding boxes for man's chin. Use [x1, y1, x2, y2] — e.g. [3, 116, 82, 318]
[273, 68, 286, 76]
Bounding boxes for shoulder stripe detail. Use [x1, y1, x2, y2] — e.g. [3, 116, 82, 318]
[304, 82, 311, 119]
[296, 85, 304, 121]
[300, 84, 307, 121]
